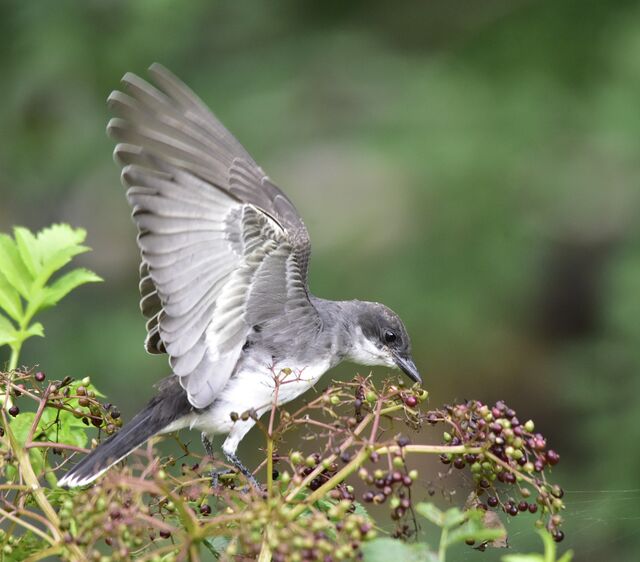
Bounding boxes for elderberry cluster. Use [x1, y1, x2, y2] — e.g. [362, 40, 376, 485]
[356, 437, 419, 538]
[433, 399, 566, 542]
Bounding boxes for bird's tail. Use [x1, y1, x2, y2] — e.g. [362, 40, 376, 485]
[58, 380, 191, 488]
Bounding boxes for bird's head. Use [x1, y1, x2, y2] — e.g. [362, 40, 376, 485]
[347, 301, 421, 385]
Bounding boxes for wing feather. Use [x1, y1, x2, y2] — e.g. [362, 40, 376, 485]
[110, 65, 319, 408]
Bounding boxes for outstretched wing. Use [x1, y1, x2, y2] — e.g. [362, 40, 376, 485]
[108, 64, 319, 409]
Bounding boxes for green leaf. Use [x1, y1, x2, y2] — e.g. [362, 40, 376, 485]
[9, 412, 37, 444]
[40, 408, 89, 448]
[0, 233, 33, 298]
[35, 224, 87, 260]
[203, 536, 230, 559]
[416, 502, 444, 526]
[446, 518, 506, 547]
[0, 313, 18, 346]
[361, 538, 434, 562]
[38, 268, 102, 311]
[14, 226, 40, 277]
[36, 245, 90, 288]
[25, 322, 45, 338]
[0, 273, 22, 321]
[442, 507, 466, 529]
[501, 531, 573, 562]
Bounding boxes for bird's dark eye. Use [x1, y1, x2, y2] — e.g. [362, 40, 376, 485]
[384, 330, 397, 344]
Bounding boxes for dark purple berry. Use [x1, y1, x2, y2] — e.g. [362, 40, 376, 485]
[397, 436, 411, 448]
[8, 405, 19, 417]
[159, 530, 171, 539]
[362, 492, 374, 503]
[518, 501, 528, 512]
[35, 371, 45, 382]
[403, 395, 418, 408]
[553, 530, 565, 543]
[453, 457, 465, 470]
[199, 504, 211, 516]
[528, 503, 538, 514]
[487, 496, 499, 508]
[546, 450, 560, 465]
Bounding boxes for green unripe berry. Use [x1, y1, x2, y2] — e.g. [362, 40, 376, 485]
[524, 420, 535, 432]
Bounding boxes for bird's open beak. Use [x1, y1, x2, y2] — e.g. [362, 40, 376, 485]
[393, 353, 422, 385]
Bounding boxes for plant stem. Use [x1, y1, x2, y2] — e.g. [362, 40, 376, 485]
[0, 506, 56, 545]
[438, 527, 448, 562]
[1, 411, 85, 559]
[257, 532, 272, 562]
[266, 435, 274, 498]
[375, 444, 484, 456]
[8, 342, 21, 372]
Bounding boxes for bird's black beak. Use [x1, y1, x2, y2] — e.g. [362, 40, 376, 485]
[393, 353, 422, 385]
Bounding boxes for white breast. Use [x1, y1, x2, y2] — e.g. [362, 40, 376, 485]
[186, 353, 332, 436]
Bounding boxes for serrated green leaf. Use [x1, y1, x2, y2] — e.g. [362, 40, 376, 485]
[35, 224, 87, 258]
[0, 233, 33, 298]
[39, 267, 102, 310]
[416, 502, 444, 526]
[0, 313, 18, 345]
[353, 500, 371, 520]
[36, 245, 90, 288]
[0, 273, 22, 321]
[14, 226, 40, 277]
[362, 538, 434, 562]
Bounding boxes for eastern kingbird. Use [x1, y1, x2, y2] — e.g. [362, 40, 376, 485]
[58, 64, 420, 488]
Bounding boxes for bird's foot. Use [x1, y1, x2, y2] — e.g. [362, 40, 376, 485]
[210, 468, 234, 489]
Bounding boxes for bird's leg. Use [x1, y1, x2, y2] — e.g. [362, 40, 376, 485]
[201, 433, 232, 488]
[221, 421, 264, 492]
[224, 451, 263, 492]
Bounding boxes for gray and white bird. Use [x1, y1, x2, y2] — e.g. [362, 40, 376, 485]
[58, 64, 421, 488]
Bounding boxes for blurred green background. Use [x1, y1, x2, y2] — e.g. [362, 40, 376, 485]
[1, 0, 640, 559]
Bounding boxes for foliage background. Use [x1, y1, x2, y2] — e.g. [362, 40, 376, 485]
[1, 0, 639, 560]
